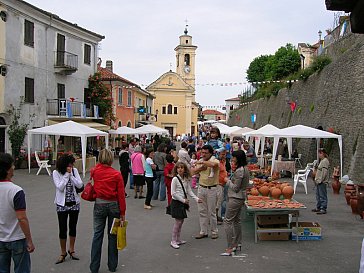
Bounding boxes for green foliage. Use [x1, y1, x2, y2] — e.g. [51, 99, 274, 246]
[297, 106, 302, 115]
[88, 72, 115, 125]
[286, 111, 292, 127]
[246, 43, 301, 82]
[7, 104, 29, 159]
[299, 55, 332, 80]
[254, 82, 285, 99]
[309, 103, 315, 113]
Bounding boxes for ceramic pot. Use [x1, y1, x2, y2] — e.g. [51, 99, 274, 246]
[345, 184, 356, 191]
[350, 196, 359, 214]
[258, 186, 270, 196]
[357, 185, 364, 218]
[344, 190, 356, 205]
[270, 188, 281, 199]
[250, 188, 259, 196]
[282, 185, 294, 199]
[332, 176, 341, 194]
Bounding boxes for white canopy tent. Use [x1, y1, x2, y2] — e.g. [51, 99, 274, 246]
[212, 123, 235, 135]
[270, 125, 343, 178]
[203, 120, 218, 125]
[109, 126, 138, 135]
[230, 126, 254, 137]
[135, 124, 169, 135]
[243, 124, 283, 158]
[27, 120, 108, 177]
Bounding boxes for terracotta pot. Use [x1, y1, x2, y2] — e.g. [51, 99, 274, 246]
[344, 190, 356, 205]
[357, 185, 364, 218]
[350, 196, 359, 214]
[282, 185, 294, 199]
[270, 188, 281, 199]
[332, 176, 341, 194]
[345, 184, 356, 191]
[258, 186, 270, 196]
[250, 188, 259, 196]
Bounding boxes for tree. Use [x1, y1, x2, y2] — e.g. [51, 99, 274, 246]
[87, 72, 115, 125]
[246, 55, 270, 82]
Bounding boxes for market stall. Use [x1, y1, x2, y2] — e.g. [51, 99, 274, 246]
[27, 120, 108, 177]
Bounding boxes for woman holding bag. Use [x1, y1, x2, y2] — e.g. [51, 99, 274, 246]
[52, 154, 84, 264]
[170, 162, 201, 249]
[90, 149, 126, 273]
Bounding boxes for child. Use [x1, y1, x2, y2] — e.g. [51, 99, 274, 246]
[164, 154, 175, 206]
[206, 127, 224, 178]
[190, 152, 199, 189]
[170, 162, 200, 249]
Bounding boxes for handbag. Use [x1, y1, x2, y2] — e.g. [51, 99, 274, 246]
[117, 221, 128, 251]
[81, 175, 96, 201]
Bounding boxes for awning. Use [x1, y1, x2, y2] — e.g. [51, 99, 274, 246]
[47, 120, 110, 131]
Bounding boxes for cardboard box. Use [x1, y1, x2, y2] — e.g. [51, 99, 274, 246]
[257, 214, 289, 225]
[257, 228, 290, 241]
[291, 222, 322, 241]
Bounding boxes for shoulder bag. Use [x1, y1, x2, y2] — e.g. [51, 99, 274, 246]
[81, 174, 96, 201]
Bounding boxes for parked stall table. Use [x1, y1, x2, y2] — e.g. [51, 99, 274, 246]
[245, 200, 306, 243]
[73, 156, 96, 173]
[273, 160, 295, 174]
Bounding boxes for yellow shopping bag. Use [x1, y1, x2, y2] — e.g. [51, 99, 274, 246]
[117, 221, 128, 251]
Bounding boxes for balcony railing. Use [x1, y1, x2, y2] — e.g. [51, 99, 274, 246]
[46, 99, 99, 118]
[54, 51, 78, 74]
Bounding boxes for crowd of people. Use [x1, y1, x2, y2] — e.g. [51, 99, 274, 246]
[0, 125, 332, 272]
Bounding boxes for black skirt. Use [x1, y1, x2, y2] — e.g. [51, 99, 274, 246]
[170, 199, 187, 219]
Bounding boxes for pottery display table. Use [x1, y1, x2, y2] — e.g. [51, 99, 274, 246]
[245, 201, 306, 243]
[273, 160, 295, 174]
[73, 157, 96, 173]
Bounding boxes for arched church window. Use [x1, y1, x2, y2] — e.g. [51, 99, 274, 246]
[184, 54, 190, 66]
[167, 104, 173, 114]
[118, 121, 122, 127]
[0, 117, 5, 125]
[127, 121, 132, 127]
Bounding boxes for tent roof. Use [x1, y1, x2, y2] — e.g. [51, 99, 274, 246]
[28, 120, 108, 137]
[230, 126, 254, 136]
[109, 126, 138, 135]
[212, 123, 235, 134]
[272, 124, 341, 139]
[135, 124, 169, 134]
[244, 124, 281, 137]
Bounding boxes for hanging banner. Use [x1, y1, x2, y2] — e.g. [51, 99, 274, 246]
[251, 113, 256, 123]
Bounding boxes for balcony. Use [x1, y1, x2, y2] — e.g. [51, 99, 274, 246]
[54, 51, 78, 75]
[46, 99, 100, 119]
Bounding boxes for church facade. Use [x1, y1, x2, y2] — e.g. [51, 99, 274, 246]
[146, 28, 199, 137]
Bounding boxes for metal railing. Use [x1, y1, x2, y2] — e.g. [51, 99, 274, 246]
[54, 51, 78, 70]
[47, 99, 95, 118]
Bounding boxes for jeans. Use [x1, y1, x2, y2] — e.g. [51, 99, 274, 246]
[0, 239, 31, 273]
[316, 183, 328, 211]
[129, 169, 134, 189]
[90, 201, 120, 273]
[152, 171, 166, 201]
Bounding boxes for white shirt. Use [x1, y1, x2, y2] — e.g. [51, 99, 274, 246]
[52, 168, 84, 206]
[171, 175, 198, 203]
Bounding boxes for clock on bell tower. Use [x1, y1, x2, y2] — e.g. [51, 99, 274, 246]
[175, 25, 197, 87]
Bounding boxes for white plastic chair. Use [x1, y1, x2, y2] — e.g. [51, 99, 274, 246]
[35, 151, 51, 176]
[293, 165, 311, 194]
[295, 154, 303, 168]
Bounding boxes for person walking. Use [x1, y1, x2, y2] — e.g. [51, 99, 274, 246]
[192, 145, 220, 239]
[170, 162, 200, 249]
[152, 143, 167, 201]
[177, 141, 191, 168]
[220, 150, 249, 256]
[144, 148, 156, 210]
[130, 145, 145, 199]
[0, 153, 35, 273]
[164, 154, 175, 206]
[119, 143, 130, 197]
[52, 154, 84, 264]
[312, 148, 330, 215]
[90, 149, 126, 273]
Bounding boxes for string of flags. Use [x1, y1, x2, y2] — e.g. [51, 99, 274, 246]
[110, 79, 301, 89]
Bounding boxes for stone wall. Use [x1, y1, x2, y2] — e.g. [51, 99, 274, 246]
[228, 35, 364, 181]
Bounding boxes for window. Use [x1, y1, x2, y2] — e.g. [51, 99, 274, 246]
[84, 88, 91, 108]
[118, 121, 122, 127]
[174, 107, 178, 115]
[57, 83, 65, 99]
[118, 87, 122, 105]
[167, 104, 172, 114]
[24, 20, 34, 47]
[127, 91, 132, 106]
[25, 77, 34, 103]
[184, 54, 190, 66]
[84, 44, 91, 65]
[162, 106, 166, 114]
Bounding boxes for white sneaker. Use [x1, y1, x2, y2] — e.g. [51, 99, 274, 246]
[177, 240, 187, 245]
[170, 241, 180, 249]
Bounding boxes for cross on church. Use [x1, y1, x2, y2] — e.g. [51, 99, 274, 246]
[184, 19, 189, 34]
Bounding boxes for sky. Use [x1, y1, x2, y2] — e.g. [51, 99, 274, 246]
[27, 0, 337, 110]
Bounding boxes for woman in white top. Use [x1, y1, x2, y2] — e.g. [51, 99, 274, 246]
[170, 162, 201, 249]
[52, 154, 84, 264]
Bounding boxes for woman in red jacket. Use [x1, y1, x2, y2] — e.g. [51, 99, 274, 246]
[90, 149, 126, 273]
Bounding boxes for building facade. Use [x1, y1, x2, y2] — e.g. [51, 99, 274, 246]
[201, 109, 226, 121]
[225, 97, 241, 122]
[146, 28, 199, 136]
[99, 60, 154, 129]
[0, 0, 104, 153]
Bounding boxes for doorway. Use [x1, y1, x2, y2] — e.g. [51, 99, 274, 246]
[165, 126, 174, 137]
[0, 117, 6, 153]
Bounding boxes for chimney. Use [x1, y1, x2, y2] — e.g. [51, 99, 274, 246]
[106, 60, 113, 72]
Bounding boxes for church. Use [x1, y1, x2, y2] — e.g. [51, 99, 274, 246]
[146, 27, 199, 137]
